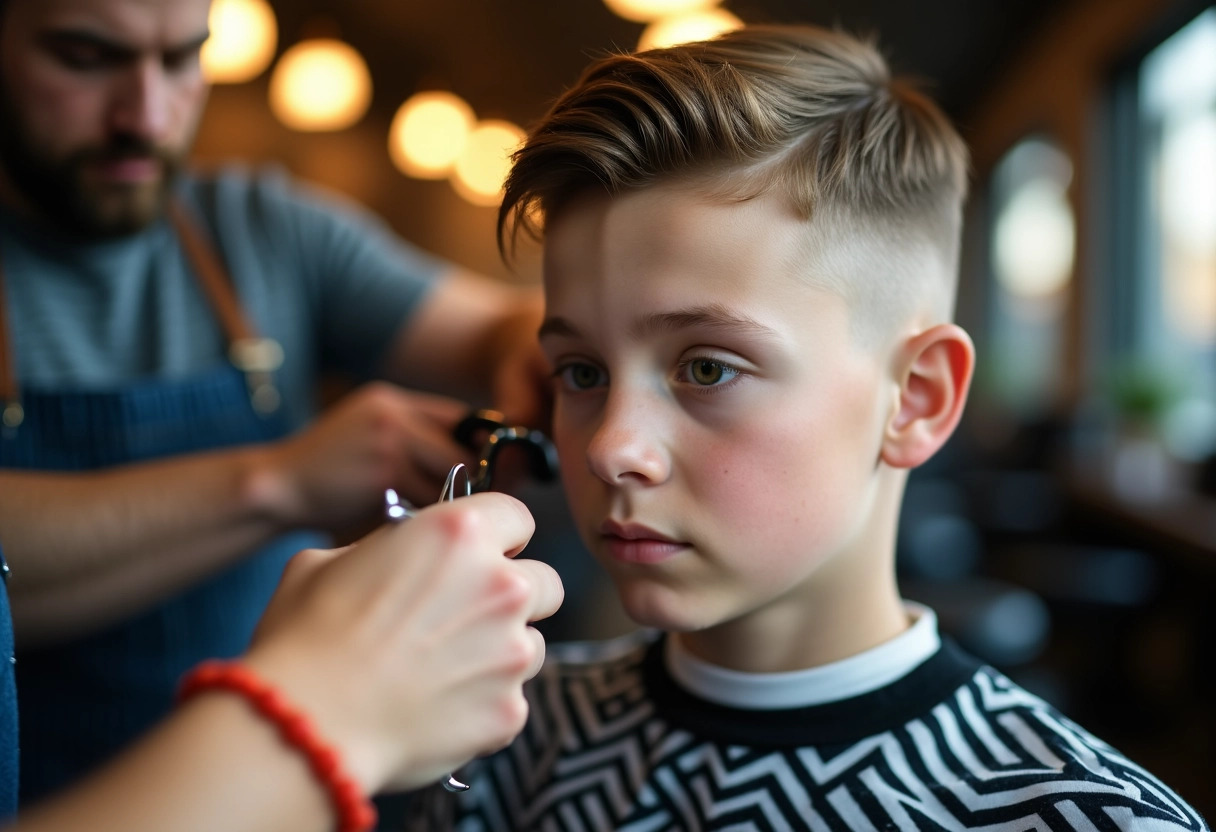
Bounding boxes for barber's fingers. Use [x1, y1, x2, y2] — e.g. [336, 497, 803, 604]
[367, 489, 533, 557]
[522, 625, 547, 681]
[418, 491, 537, 559]
[412, 497, 561, 631]
[507, 558, 564, 625]
[340, 492, 536, 606]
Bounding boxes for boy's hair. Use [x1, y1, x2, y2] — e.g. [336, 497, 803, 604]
[500, 24, 970, 337]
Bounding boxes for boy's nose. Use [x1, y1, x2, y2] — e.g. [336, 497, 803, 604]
[584, 394, 670, 486]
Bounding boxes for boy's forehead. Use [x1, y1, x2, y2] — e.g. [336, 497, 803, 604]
[539, 184, 865, 351]
[543, 184, 813, 290]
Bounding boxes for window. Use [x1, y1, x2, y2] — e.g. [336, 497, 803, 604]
[982, 136, 1075, 419]
[1127, 9, 1216, 461]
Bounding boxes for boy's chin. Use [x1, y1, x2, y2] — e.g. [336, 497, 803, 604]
[611, 576, 722, 633]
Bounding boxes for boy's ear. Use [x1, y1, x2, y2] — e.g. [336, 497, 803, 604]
[880, 323, 975, 470]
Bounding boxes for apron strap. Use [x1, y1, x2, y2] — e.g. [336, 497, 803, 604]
[166, 200, 283, 415]
[0, 198, 284, 428]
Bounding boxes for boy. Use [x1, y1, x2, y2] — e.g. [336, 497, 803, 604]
[410, 24, 1208, 831]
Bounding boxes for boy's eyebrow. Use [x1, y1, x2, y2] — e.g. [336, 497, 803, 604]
[538, 317, 580, 340]
[632, 305, 779, 340]
[538, 304, 779, 341]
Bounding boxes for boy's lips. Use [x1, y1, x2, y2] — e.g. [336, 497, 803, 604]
[599, 519, 687, 564]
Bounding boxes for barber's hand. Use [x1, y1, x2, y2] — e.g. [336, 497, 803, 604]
[488, 292, 553, 431]
[261, 382, 475, 529]
[243, 493, 563, 792]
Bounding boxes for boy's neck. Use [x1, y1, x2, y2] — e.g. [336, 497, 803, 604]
[674, 575, 908, 673]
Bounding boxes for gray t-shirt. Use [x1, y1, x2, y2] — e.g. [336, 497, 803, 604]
[0, 165, 445, 431]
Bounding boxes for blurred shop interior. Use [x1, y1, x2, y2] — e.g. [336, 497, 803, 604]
[191, 0, 1216, 813]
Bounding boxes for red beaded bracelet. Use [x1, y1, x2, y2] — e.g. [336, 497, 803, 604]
[177, 660, 378, 832]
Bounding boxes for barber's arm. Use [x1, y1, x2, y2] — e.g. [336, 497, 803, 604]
[0, 383, 474, 647]
[0, 183, 545, 648]
[380, 267, 550, 427]
[7, 493, 562, 832]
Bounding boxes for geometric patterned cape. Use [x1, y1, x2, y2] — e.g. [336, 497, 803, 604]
[407, 632, 1209, 831]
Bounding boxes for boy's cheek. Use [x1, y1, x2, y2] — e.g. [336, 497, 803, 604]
[552, 431, 602, 519]
[552, 426, 588, 483]
[693, 436, 860, 537]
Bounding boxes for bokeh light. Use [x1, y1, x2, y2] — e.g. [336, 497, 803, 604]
[637, 7, 743, 51]
[603, 0, 721, 23]
[201, 0, 278, 84]
[268, 39, 372, 131]
[451, 120, 526, 207]
[389, 91, 476, 179]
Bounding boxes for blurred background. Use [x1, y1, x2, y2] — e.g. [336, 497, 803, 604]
[191, 0, 1215, 816]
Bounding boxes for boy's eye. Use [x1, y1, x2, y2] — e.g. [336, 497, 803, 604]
[689, 359, 724, 385]
[680, 358, 739, 387]
[556, 362, 606, 391]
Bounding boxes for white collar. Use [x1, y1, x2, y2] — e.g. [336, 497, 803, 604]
[664, 602, 941, 710]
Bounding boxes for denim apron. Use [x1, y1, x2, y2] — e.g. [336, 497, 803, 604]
[0, 202, 324, 803]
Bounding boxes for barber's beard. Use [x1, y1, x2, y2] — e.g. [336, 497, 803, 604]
[0, 88, 185, 239]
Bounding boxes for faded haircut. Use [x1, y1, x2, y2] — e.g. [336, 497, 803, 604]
[500, 24, 971, 340]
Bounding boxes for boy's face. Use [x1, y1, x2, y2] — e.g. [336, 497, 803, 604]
[541, 184, 898, 653]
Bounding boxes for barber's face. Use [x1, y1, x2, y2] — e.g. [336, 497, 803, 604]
[0, 0, 211, 236]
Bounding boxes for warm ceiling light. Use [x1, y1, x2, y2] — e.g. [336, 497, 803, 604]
[389, 91, 476, 179]
[268, 38, 372, 131]
[638, 8, 743, 51]
[201, 0, 278, 83]
[451, 119, 526, 207]
[603, 0, 721, 23]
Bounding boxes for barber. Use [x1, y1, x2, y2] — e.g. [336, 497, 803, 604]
[0, 0, 548, 802]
